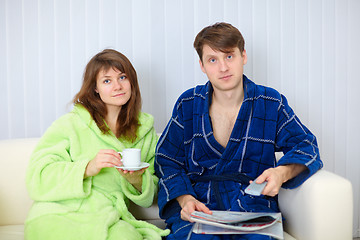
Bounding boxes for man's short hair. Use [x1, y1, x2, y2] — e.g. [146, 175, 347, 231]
[193, 22, 245, 61]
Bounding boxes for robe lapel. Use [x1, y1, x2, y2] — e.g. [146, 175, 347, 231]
[213, 76, 255, 174]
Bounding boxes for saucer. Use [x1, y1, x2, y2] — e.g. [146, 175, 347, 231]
[115, 162, 150, 171]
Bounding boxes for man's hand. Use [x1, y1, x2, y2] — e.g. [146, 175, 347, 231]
[255, 164, 306, 196]
[176, 194, 212, 222]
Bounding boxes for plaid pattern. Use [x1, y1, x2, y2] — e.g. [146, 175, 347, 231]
[155, 75, 323, 234]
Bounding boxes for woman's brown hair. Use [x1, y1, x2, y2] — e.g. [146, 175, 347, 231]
[73, 49, 141, 142]
[193, 22, 245, 62]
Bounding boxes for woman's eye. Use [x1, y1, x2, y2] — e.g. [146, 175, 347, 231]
[104, 79, 111, 84]
[120, 75, 127, 80]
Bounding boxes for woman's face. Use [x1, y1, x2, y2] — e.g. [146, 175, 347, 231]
[95, 67, 132, 113]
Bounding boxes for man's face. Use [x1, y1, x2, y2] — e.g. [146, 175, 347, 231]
[199, 44, 247, 92]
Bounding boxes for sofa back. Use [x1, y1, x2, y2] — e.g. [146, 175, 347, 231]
[0, 138, 38, 225]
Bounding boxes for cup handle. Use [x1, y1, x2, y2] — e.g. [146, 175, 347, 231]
[118, 152, 123, 163]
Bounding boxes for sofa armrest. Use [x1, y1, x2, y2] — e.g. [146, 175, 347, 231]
[278, 169, 353, 240]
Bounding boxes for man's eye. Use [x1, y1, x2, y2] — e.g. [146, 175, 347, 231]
[227, 55, 233, 59]
[210, 59, 216, 63]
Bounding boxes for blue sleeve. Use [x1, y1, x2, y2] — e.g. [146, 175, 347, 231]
[275, 94, 323, 188]
[155, 94, 197, 219]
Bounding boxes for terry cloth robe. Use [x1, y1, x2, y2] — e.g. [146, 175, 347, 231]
[155, 75, 323, 240]
[25, 104, 170, 240]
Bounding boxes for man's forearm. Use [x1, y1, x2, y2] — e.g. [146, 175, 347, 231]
[176, 194, 196, 208]
[276, 164, 307, 183]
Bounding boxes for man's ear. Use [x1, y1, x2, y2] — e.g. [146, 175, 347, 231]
[199, 59, 206, 73]
[242, 49, 248, 65]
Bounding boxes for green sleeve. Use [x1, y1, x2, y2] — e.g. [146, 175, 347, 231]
[26, 115, 92, 201]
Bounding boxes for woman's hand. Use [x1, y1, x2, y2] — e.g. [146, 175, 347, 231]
[117, 168, 147, 192]
[176, 194, 212, 222]
[84, 149, 121, 178]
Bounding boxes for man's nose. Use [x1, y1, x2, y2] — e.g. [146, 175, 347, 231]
[219, 59, 229, 71]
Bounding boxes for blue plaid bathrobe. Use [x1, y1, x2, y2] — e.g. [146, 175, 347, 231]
[155, 75, 323, 240]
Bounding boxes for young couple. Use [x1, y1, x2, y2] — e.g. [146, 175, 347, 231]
[25, 22, 322, 240]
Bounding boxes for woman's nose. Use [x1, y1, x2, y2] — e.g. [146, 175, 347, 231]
[114, 80, 122, 89]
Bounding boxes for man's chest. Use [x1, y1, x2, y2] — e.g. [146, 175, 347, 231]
[209, 108, 239, 148]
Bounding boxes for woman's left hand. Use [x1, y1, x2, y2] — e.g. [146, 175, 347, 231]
[117, 167, 147, 192]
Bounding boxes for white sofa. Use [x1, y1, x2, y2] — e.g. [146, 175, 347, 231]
[0, 138, 353, 240]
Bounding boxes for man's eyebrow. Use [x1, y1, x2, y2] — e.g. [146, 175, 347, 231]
[204, 54, 217, 59]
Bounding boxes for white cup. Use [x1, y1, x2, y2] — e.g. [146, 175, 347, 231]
[118, 148, 141, 168]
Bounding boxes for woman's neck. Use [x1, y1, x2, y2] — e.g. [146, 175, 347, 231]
[105, 106, 121, 136]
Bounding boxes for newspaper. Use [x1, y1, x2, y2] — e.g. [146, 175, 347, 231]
[190, 211, 284, 239]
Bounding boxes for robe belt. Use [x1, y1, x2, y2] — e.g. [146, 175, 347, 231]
[194, 173, 253, 210]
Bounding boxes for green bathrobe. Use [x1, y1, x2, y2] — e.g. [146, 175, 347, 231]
[25, 104, 170, 240]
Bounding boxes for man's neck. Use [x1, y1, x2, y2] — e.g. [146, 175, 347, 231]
[211, 86, 244, 110]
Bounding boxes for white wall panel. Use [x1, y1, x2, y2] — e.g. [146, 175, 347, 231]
[321, 0, 336, 171]
[7, 0, 25, 139]
[23, 0, 41, 137]
[0, 0, 359, 236]
[294, 0, 310, 125]
[348, 0, 360, 237]
[149, 0, 166, 129]
[0, 0, 8, 138]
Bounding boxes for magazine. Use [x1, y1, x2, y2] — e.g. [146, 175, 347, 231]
[190, 211, 284, 239]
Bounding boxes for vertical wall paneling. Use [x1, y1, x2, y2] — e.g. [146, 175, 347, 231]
[85, 0, 101, 60]
[266, 0, 281, 92]
[308, 0, 323, 147]
[280, 0, 296, 110]
[70, 0, 86, 105]
[8, 0, 25, 139]
[209, 0, 224, 23]
[237, 0, 253, 78]
[132, 0, 151, 115]
[23, 0, 41, 138]
[1, 0, 359, 236]
[252, 0, 267, 86]
[180, 0, 196, 91]
[294, 0, 310, 125]
[38, 0, 56, 133]
[347, 0, 360, 236]
[334, 0, 348, 177]
[321, 0, 336, 171]
[115, 0, 133, 57]
[164, 1, 183, 119]
[149, 0, 166, 132]
[223, 0, 238, 24]
[0, 0, 9, 138]
[193, 0, 210, 87]
[55, 0, 71, 117]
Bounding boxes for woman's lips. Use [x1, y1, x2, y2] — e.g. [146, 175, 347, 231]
[112, 93, 125, 97]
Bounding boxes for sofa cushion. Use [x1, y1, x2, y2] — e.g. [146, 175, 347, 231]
[0, 225, 24, 240]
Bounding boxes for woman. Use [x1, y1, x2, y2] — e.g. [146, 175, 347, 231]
[25, 49, 169, 240]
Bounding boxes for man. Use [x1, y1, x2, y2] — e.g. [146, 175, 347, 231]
[155, 22, 323, 240]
